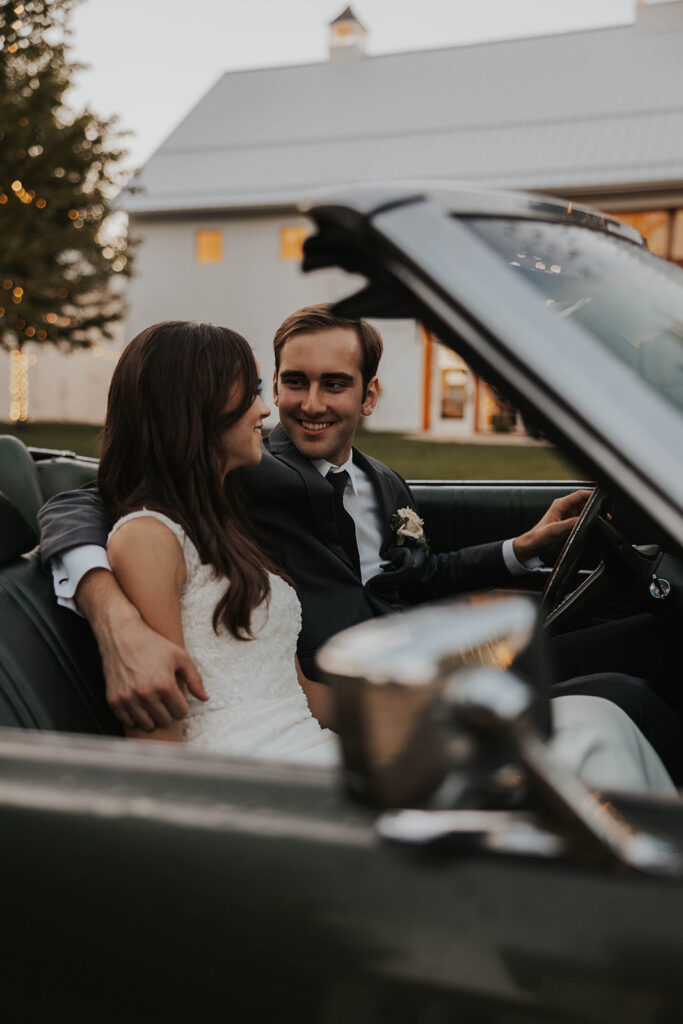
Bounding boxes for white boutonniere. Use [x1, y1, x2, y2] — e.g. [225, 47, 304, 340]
[390, 506, 430, 557]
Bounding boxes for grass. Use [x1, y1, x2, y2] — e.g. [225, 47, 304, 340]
[1, 421, 103, 458]
[357, 431, 580, 480]
[1, 421, 581, 480]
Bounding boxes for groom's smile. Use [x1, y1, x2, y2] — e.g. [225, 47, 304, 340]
[274, 327, 379, 466]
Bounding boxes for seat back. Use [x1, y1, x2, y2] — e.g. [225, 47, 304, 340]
[0, 434, 44, 533]
[0, 435, 120, 736]
[0, 551, 122, 734]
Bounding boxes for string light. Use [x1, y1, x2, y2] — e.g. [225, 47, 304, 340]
[9, 349, 29, 422]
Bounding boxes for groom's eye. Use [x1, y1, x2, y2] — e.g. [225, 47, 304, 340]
[323, 374, 355, 391]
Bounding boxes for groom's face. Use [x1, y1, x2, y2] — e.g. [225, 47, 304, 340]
[274, 327, 379, 465]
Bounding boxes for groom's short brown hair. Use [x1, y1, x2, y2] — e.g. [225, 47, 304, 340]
[273, 304, 383, 392]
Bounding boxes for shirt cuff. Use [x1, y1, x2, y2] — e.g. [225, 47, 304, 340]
[502, 538, 545, 576]
[52, 545, 112, 614]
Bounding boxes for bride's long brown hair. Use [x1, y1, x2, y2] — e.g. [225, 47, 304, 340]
[98, 320, 280, 640]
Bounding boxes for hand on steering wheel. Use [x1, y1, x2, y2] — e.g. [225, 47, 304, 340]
[540, 487, 674, 634]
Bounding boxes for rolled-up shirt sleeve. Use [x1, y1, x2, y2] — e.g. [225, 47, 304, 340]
[52, 544, 112, 614]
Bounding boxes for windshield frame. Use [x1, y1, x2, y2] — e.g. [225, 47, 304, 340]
[306, 190, 683, 547]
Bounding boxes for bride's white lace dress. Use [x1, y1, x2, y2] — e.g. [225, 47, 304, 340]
[109, 510, 338, 766]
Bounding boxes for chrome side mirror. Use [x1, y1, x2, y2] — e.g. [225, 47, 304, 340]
[318, 594, 680, 875]
[316, 594, 541, 808]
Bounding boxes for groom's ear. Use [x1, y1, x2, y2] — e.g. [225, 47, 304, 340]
[272, 369, 279, 405]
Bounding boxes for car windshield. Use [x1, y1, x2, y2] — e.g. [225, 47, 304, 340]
[465, 217, 683, 416]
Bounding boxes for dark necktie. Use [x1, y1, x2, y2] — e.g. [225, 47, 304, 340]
[326, 469, 361, 575]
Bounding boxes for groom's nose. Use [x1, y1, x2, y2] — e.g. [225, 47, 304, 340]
[301, 384, 326, 415]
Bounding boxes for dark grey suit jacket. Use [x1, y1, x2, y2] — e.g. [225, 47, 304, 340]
[38, 424, 509, 679]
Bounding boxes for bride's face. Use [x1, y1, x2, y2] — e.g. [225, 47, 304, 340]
[219, 378, 270, 474]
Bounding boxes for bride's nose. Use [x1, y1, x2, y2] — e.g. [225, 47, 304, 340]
[256, 395, 270, 418]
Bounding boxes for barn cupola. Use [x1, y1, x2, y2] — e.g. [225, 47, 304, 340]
[329, 6, 368, 62]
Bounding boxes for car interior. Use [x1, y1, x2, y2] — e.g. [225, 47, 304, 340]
[0, 434, 121, 736]
[0, 431, 583, 741]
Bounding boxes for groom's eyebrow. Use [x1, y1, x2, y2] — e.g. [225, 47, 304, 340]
[321, 372, 355, 385]
[280, 370, 356, 385]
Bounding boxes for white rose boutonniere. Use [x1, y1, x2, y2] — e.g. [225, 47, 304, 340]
[390, 506, 430, 557]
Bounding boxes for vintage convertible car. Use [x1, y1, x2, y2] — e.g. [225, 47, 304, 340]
[3, 186, 683, 1023]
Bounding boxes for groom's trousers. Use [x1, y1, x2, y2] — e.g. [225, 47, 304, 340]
[547, 614, 683, 784]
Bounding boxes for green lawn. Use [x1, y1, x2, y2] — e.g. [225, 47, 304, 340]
[1, 421, 103, 458]
[0, 422, 580, 480]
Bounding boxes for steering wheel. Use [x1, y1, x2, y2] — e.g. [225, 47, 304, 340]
[539, 487, 672, 634]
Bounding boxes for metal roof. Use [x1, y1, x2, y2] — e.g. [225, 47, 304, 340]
[121, 17, 683, 215]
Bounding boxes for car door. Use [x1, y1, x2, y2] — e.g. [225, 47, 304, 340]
[3, 730, 683, 1024]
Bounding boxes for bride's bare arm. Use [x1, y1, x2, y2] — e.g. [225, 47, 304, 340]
[107, 518, 189, 743]
[295, 657, 336, 731]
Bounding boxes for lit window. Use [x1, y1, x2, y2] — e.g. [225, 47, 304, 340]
[440, 367, 467, 419]
[671, 210, 683, 261]
[196, 230, 223, 264]
[613, 211, 671, 258]
[280, 226, 308, 262]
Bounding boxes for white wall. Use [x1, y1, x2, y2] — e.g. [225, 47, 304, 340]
[126, 211, 422, 433]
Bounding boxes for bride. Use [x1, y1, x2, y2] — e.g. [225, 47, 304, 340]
[99, 320, 337, 766]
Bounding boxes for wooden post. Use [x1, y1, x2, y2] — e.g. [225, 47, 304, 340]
[420, 324, 432, 433]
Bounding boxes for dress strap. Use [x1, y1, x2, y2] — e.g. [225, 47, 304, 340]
[108, 508, 188, 552]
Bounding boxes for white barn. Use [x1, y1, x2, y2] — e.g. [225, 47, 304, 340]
[7, 1, 683, 431]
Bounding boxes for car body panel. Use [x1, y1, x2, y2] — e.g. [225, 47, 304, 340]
[3, 730, 683, 1022]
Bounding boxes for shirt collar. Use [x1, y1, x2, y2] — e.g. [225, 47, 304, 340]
[312, 453, 360, 496]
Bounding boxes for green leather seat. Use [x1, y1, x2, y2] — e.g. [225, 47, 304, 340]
[0, 435, 120, 736]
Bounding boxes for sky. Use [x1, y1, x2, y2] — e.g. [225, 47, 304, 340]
[68, 0, 640, 173]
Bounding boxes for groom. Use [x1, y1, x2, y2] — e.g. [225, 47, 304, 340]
[38, 304, 586, 730]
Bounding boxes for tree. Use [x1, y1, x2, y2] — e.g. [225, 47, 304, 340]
[0, 0, 131, 420]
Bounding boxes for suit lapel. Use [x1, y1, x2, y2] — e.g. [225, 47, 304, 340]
[265, 425, 349, 563]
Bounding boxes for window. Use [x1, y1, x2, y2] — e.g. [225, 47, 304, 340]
[671, 211, 683, 262]
[196, 230, 223, 264]
[440, 368, 467, 419]
[612, 211, 671, 258]
[280, 226, 308, 262]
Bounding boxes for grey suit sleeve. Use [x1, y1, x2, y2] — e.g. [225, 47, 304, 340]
[38, 484, 108, 569]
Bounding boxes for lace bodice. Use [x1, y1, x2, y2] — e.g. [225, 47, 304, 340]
[109, 510, 337, 766]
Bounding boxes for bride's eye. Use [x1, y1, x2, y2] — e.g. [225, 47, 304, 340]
[254, 378, 263, 398]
